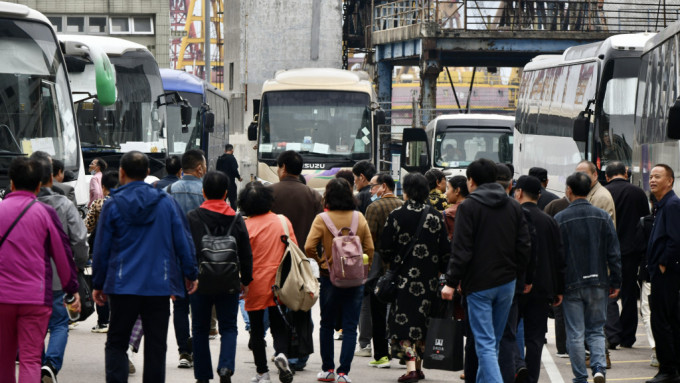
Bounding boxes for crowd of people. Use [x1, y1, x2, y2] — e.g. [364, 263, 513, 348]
[0, 144, 679, 383]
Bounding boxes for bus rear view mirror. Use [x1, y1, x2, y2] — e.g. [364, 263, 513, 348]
[248, 115, 259, 141]
[573, 112, 589, 142]
[401, 128, 431, 174]
[204, 110, 215, 133]
[667, 98, 680, 140]
[181, 104, 192, 126]
[373, 109, 386, 127]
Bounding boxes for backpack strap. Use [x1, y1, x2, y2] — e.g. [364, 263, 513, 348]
[167, 182, 173, 195]
[320, 212, 340, 237]
[225, 213, 241, 237]
[278, 214, 290, 245]
[202, 221, 213, 237]
[349, 211, 359, 235]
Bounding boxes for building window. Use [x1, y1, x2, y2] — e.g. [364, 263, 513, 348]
[88, 17, 107, 33]
[66, 16, 85, 33]
[133, 17, 153, 33]
[48, 16, 63, 32]
[229, 63, 234, 91]
[110, 17, 130, 33]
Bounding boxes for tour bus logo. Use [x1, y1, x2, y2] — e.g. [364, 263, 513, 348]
[303, 163, 326, 170]
[434, 339, 444, 347]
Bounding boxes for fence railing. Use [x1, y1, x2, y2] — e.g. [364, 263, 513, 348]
[374, 0, 680, 33]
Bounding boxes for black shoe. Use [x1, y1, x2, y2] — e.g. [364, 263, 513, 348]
[196, 381, 209, 383]
[514, 366, 529, 383]
[41, 362, 57, 383]
[608, 342, 619, 350]
[218, 368, 233, 383]
[646, 372, 680, 383]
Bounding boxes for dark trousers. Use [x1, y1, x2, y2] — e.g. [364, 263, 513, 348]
[650, 271, 680, 375]
[553, 304, 567, 354]
[369, 292, 389, 360]
[97, 300, 110, 326]
[464, 299, 478, 383]
[173, 295, 191, 355]
[499, 297, 522, 383]
[105, 295, 170, 383]
[249, 307, 292, 374]
[518, 294, 550, 383]
[605, 254, 641, 347]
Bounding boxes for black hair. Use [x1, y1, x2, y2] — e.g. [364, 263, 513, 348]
[52, 159, 64, 176]
[335, 169, 355, 188]
[466, 158, 497, 186]
[277, 150, 303, 176]
[505, 163, 515, 175]
[566, 172, 592, 197]
[605, 161, 626, 178]
[165, 155, 182, 175]
[120, 151, 149, 180]
[238, 181, 274, 216]
[225, 144, 234, 151]
[101, 170, 119, 191]
[94, 157, 108, 171]
[402, 173, 429, 203]
[448, 175, 469, 197]
[424, 168, 445, 190]
[352, 160, 376, 181]
[181, 149, 205, 171]
[376, 172, 395, 191]
[324, 178, 357, 211]
[653, 163, 676, 186]
[29, 151, 52, 184]
[9, 157, 42, 191]
[203, 170, 230, 200]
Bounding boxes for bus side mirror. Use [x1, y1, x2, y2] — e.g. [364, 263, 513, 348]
[204, 110, 215, 133]
[668, 98, 680, 139]
[181, 104, 193, 126]
[373, 109, 386, 127]
[573, 111, 589, 142]
[401, 128, 431, 174]
[248, 115, 259, 141]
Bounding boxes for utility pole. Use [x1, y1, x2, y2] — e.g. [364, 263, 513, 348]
[204, 0, 211, 84]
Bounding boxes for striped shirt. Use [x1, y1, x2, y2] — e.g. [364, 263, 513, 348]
[365, 195, 403, 250]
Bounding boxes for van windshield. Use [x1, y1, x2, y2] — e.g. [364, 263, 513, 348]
[434, 129, 513, 168]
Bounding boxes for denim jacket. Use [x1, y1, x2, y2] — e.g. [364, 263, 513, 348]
[165, 175, 204, 215]
[554, 199, 621, 291]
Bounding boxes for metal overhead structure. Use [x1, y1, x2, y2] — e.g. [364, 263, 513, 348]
[169, 0, 224, 89]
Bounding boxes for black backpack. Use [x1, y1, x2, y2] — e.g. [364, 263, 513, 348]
[197, 213, 242, 295]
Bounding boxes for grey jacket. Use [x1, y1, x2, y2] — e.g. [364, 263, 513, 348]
[53, 181, 77, 207]
[38, 187, 89, 290]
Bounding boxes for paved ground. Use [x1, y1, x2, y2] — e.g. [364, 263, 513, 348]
[33, 302, 658, 382]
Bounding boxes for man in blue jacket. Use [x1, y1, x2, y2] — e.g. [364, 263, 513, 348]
[92, 151, 198, 383]
[555, 172, 621, 383]
[646, 164, 680, 383]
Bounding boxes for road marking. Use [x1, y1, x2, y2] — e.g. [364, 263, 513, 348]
[542, 345, 565, 383]
[595, 378, 654, 381]
[566, 360, 652, 365]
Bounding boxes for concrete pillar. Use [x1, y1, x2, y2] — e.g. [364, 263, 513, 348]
[376, 60, 393, 116]
[419, 58, 441, 127]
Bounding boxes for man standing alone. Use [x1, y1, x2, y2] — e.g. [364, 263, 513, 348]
[646, 164, 680, 383]
[216, 144, 242, 208]
[555, 172, 621, 383]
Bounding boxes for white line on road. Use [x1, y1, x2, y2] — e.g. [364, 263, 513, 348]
[542, 345, 566, 383]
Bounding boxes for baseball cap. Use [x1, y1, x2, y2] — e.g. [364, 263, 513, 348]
[528, 167, 548, 182]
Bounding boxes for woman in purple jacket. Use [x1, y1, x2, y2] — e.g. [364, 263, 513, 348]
[0, 157, 80, 383]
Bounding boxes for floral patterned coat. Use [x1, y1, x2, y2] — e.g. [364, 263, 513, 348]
[380, 200, 451, 342]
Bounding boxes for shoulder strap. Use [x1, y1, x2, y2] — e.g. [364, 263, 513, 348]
[0, 199, 38, 249]
[350, 211, 359, 235]
[167, 182, 173, 195]
[202, 221, 213, 237]
[320, 212, 340, 237]
[278, 214, 290, 238]
[225, 213, 241, 237]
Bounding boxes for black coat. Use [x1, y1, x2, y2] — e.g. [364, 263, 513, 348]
[537, 187, 559, 210]
[216, 153, 241, 181]
[522, 202, 565, 299]
[446, 183, 531, 294]
[605, 178, 650, 256]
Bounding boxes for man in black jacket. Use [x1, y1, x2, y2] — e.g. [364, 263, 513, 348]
[442, 158, 531, 382]
[351, 160, 376, 214]
[215, 144, 242, 208]
[514, 175, 565, 383]
[604, 162, 650, 349]
[529, 167, 559, 210]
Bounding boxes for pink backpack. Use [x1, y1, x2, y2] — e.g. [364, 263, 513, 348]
[320, 211, 366, 288]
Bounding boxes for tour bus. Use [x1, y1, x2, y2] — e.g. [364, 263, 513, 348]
[634, 22, 680, 193]
[59, 35, 186, 179]
[425, 114, 514, 177]
[0, 3, 115, 204]
[514, 32, 655, 196]
[160, 68, 229, 170]
[247, 68, 385, 190]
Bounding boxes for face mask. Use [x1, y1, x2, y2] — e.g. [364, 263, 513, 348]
[370, 193, 380, 202]
[90, 170, 96, 175]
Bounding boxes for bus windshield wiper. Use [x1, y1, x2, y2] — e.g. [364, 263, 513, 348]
[0, 152, 26, 156]
[82, 144, 119, 150]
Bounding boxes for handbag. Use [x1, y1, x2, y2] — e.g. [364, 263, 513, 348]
[423, 300, 465, 371]
[373, 210, 428, 304]
[76, 267, 95, 321]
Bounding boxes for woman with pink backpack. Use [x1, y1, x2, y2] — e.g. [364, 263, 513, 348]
[305, 178, 374, 383]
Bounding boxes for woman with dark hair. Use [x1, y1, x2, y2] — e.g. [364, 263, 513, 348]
[444, 175, 469, 240]
[238, 181, 298, 383]
[305, 178, 374, 383]
[380, 173, 450, 383]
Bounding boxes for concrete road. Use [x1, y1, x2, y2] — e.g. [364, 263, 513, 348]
[40, 303, 657, 382]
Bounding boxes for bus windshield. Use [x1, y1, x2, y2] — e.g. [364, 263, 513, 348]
[258, 91, 372, 162]
[598, 58, 638, 167]
[434, 130, 513, 168]
[167, 91, 203, 155]
[0, 19, 78, 176]
[73, 51, 165, 153]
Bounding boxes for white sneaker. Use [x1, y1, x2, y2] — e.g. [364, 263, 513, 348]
[334, 330, 343, 340]
[337, 373, 352, 383]
[355, 345, 372, 357]
[274, 353, 293, 383]
[317, 370, 335, 382]
[127, 346, 137, 375]
[250, 372, 272, 383]
[91, 324, 109, 333]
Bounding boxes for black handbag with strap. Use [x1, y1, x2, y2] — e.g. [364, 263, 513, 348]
[0, 199, 38, 249]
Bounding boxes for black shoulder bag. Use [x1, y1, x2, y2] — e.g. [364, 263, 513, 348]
[0, 199, 38, 249]
[374, 209, 429, 304]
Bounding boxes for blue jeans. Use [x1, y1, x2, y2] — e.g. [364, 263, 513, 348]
[239, 298, 251, 332]
[563, 286, 607, 383]
[43, 290, 69, 372]
[190, 292, 239, 380]
[319, 276, 364, 375]
[466, 280, 515, 383]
